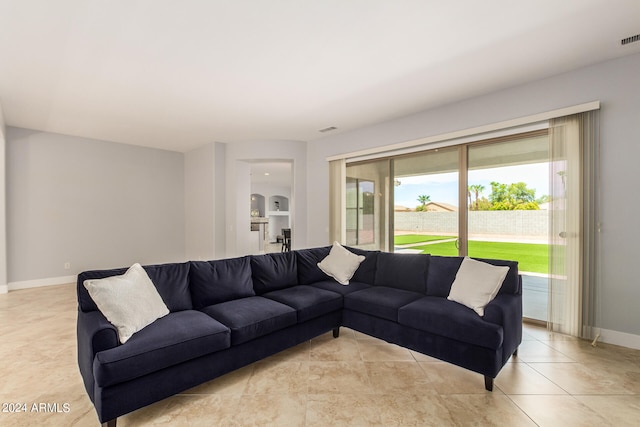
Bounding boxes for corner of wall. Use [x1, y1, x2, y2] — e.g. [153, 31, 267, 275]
[214, 142, 227, 258]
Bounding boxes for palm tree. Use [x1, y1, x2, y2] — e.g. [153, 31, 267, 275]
[417, 195, 431, 210]
[468, 184, 485, 210]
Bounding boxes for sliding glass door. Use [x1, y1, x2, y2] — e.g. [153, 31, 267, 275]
[393, 147, 460, 256]
[345, 159, 391, 251]
[467, 133, 550, 322]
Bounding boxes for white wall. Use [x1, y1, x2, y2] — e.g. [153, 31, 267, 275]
[6, 127, 185, 287]
[0, 103, 7, 293]
[225, 140, 307, 257]
[307, 52, 640, 345]
[185, 142, 227, 260]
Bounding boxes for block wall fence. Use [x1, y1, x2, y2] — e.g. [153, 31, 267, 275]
[395, 210, 548, 239]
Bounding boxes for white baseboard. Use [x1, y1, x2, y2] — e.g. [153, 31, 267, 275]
[598, 328, 640, 350]
[0, 284, 8, 294]
[8, 275, 76, 291]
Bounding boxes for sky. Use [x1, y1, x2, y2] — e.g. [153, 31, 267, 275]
[394, 162, 549, 208]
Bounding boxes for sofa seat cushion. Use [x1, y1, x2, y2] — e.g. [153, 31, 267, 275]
[398, 296, 503, 350]
[263, 285, 343, 322]
[94, 310, 230, 388]
[310, 280, 372, 296]
[344, 286, 423, 322]
[201, 296, 297, 345]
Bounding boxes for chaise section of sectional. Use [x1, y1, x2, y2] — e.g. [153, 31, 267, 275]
[93, 310, 231, 388]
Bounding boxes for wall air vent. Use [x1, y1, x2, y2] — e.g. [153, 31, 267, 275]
[621, 33, 640, 45]
[319, 126, 337, 133]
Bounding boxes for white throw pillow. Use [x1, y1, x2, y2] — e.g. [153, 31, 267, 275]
[317, 242, 365, 285]
[447, 257, 509, 316]
[83, 263, 169, 343]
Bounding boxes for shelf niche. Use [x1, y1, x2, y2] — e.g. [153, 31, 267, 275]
[269, 195, 289, 212]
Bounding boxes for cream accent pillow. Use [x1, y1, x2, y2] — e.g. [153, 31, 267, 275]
[447, 257, 509, 316]
[83, 263, 169, 343]
[317, 242, 365, 285]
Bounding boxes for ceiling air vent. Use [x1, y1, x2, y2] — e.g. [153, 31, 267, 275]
[319, 126, 337, 133]
[621, 33, 640, 45]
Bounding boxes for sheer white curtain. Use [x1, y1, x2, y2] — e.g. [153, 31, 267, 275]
[548, 110, 600, 338]
[328, 159, 346, 244]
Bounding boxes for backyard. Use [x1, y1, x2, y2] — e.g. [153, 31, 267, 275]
[395, 234, 548, 274]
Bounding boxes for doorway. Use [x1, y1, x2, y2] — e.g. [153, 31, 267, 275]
[249, 161, 293, 254]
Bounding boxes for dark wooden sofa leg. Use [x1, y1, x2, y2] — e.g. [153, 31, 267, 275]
[484, 376, 494, 391]
[333, 327, 340, 338]
[513, 347, 519, 357]
[102, 419, 116, 427]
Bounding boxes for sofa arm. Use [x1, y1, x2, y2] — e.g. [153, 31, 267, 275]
[77, 310, 119, 398]
[483, 293, 522, 364]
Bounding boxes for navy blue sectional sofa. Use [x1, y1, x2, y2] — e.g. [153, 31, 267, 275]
[77, 246, 522, 426]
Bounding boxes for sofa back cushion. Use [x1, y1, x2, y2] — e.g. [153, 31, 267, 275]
[426, 256, 519, 297]
[251, 252, 298, 294]
[345, 246, 378, 285]
[425, 256, 463, 297]
[296, 246, 332, 285]
[189, 257, 255, 309]
[374, 252, 429, 293]
[77, 262, 192, 313]
[477, 257, 519, 295]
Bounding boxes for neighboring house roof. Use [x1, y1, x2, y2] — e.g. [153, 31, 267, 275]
[394, 205, 412, 212]
[424, 202, 457, 212]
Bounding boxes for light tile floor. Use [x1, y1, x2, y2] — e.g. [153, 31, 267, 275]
[2, 283, 640, 426]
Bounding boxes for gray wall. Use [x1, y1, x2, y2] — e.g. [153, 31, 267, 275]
[185, 142, 216, 261]
[184, 141, 227, 261]
[6, 127, 185, 282]
[307, 52, 640, 339]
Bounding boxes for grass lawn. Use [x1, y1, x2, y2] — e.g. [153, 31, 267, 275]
[394, 234, 453, 245]
[410, 240, 549, 274]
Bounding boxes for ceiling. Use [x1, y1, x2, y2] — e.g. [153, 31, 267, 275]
[1, 1, 639, 153]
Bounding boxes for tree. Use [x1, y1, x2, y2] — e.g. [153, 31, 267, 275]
[416, 195, 431, 211]
[488, 181, 539, 210]
[468, 184, 485, 210]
